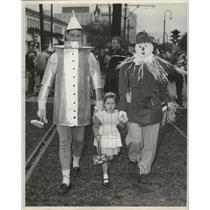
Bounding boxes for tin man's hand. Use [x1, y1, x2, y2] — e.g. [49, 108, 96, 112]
[94, 100, 103, 112]
[37, 109, 48, 124]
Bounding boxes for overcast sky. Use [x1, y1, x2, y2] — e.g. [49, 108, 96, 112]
[24, 2, 187, 40]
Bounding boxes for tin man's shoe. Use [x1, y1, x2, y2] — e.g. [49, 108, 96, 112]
[137, 174, 150, 184]
[59, 183, 72, 195]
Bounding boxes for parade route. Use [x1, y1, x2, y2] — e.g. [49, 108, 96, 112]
[25, 101, 187, 206]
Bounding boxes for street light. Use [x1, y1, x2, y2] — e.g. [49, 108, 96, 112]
[163, 9, 172, 48]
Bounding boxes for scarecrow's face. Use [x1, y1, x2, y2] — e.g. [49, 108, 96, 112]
[135, 42, 154, 59]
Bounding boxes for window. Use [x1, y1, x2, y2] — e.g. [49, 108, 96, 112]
[29, 19, 31, 27]
[27, 18, 29, 27]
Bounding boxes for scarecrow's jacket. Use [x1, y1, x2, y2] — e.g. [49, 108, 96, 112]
[118, 59, 176, 126]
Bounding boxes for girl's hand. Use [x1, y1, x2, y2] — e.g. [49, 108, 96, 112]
[168, 101, 178, 112]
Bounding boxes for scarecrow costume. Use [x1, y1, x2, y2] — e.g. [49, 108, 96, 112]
[37, 11, 103, 194]
[118, 32, 177, 181]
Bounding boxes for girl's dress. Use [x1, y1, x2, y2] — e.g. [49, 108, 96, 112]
[93, 110, 122, 156]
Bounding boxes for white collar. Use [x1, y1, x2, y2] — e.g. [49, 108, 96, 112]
[133, 53, 154, 65]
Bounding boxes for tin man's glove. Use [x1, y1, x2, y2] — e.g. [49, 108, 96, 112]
[94, 100, 103, 112]
[37, 101, 48, 124]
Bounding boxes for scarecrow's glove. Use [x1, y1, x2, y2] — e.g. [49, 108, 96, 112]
[161, 101, 178, 126]
[168, 101, 178, 112]
[162, 102, 177, 112]
[161, 103, 167, 127]
[167, 101, 178, 123]
[119, 111, 128, 123]
[175, 66, 187, 75]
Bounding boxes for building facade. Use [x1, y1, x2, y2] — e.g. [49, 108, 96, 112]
[25, 8, 67, 53]
[52, 6, 137, 47]
[53, 7, 94, 27]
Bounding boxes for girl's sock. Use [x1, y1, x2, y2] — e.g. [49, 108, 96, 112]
[103, 173, 109, 179]
[102, 163, 109, 183]
[62, 169, 70, 186]
[73, 155, 80, 168]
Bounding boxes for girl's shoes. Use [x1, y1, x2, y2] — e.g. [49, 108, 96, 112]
[102, 178, 110, 187]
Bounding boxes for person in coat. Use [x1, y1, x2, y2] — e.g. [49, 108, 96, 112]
[104, 37, 127, 96]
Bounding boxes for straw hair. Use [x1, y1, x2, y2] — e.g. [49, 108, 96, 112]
[136, 31, 153, 44]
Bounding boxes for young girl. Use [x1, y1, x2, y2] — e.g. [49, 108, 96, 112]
[93, 92, 127, 186]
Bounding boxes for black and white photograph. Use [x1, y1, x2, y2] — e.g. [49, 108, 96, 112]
[22, 0, 188, 208]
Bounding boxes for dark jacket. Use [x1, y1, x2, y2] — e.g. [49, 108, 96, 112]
[104, 49, 127, 95]
[118, 62, 173, 126]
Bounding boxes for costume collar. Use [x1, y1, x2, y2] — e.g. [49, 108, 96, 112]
[133, 53, 154, 65]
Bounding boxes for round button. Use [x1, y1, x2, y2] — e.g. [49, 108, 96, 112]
[74, 110, 76, 112]
[73, 93, 76, 95]
[73, 102, 75, 104]
[73, 116, 76, 119]
[73, 85, 75, 87]
[73, 76, 75, 78]
[72, 60, 74, 62]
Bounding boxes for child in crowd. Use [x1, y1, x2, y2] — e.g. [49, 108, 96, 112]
[93, 92, 128, 186]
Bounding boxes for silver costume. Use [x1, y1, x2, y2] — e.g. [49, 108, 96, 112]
[38, 45, 103, 126]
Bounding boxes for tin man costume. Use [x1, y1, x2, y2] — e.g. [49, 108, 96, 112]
[37, 11, 103, 194]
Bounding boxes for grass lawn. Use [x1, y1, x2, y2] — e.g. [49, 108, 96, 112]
[25, 102, 53, 159]
[25, 109, 187, 206]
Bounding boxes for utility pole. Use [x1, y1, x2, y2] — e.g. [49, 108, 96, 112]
[108, 4, 111, 33]
[39, 4, 44, 50]
[127, 19, 130, 50]
[111, 4, 122, 36]
[50, 4, 53, 46]
[123, 4, 127, 40]
[163, 18, 166, 49]
[163, 10, 172, 49]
